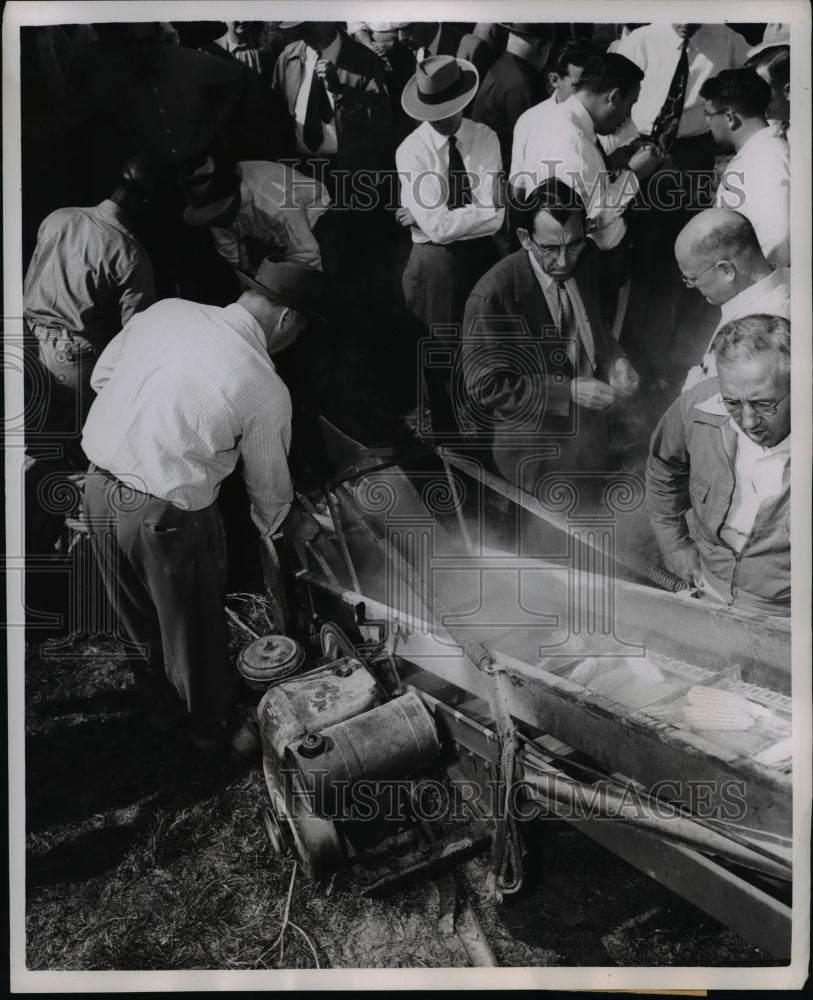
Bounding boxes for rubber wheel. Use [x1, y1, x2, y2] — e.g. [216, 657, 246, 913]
[262, 755, 344, 881]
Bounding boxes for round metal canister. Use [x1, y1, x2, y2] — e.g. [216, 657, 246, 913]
[292, 692, 440, 802]
[238, 634, 305, 692]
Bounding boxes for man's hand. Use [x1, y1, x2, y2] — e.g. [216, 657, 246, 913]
[395, 206, 416, 227]
[608, 357, 640, 399]
[664, 546, 705, 588]
[280, 503, 320, 543]
[315, 58, 341, 95]
[370, 41, 392, 69]
[570, 377, 617, 410]
[627, 143, 662, 180]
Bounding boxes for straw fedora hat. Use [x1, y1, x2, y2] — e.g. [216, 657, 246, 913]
[180, 157, 240, 227]
[401, 55, 479, 122]
[236, 259, 326, 322]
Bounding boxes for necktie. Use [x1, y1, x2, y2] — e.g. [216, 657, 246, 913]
[303, 55, 334, 153]
[447, 135, 472, 210]
[650, 38, 689, 152]
[557, 281, 590, 376]
[595, 138, 617, 180]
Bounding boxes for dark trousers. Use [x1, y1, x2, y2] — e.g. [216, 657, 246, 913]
[620, 131, 717, 385]
[403, 238, 499, 436]
[83, 469, 238, 739]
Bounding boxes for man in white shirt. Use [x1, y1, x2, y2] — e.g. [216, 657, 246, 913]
[616, 23, 750, 174]
[180, 156, 333, 275]
[646, 314, 790, 616]
[396, 55, 504, 437]
[513, 53, 660, 251]
[81, 260, 322, 755]
[701, 69, 790, 267]
[510, 37, 597, 198]
[675, 209, 790, 390]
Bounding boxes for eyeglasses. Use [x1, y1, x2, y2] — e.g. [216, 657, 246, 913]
[719, 389, 790, 417]
[530, 236, 586, 258]
[702, 107, 732, 121]
[680, 261, 719, 288]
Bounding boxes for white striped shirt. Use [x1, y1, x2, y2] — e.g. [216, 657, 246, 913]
[82, 299, 293, 535]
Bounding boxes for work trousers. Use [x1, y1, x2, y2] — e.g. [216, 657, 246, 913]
[83, 468, 238, 739]
[403, 238, 499, 437]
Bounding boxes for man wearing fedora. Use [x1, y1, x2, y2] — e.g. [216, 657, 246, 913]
[471, 23, 554, 171]
[180, 155, 333, 275]
[272, 21, 391, 189]
[81, 260, 322, 756]
[396, 54, 504, 438]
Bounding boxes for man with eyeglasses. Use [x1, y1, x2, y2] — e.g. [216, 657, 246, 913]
[460, 178, 638, 505]
[674, 208, 790, 391]
[646, 313, 790, 616]
[700, 68, 790, 267]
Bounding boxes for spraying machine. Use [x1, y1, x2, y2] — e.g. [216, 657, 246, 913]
[250, 423, 794, 958]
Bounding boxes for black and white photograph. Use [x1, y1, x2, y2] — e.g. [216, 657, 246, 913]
[5, 0, 810, 990]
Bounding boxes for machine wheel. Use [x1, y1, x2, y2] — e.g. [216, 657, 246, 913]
[262, 756, 344, 881]
[319, 621, 356, 661]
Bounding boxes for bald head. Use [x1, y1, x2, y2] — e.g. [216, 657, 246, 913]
[674, 209, 773, 306]
[676, 209, 763, 262]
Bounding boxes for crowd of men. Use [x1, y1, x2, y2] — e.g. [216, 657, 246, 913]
[21, 20, 793, 756]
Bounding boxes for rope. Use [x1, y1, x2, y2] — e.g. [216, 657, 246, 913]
[333, 482, 524, 897]
[441, 449, 690, 593]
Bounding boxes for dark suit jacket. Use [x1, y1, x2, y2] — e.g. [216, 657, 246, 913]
[436, 24, 492, 80]
[471, 52, 547, 170]
[460, 246, 625, 492]
[273, 31, 392, 171]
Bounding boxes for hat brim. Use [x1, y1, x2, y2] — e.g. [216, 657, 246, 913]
[279, 21, 304, 29]
[235, 268, 326, 323]
[401, 62, 479, 121]
[747, 35, 790, 57]
[182, 191, 240, 227]
[498, 23, 553, 40]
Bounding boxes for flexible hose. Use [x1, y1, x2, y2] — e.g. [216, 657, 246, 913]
[441, 449, 690, 593]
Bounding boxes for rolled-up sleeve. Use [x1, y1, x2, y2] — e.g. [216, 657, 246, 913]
[241, 398, 294, 536]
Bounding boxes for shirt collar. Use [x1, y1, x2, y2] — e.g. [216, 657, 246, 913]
[732, 124, 773, 159]
[527, 249, 574, 293]
[566, 95, 596, 142]
[423, 118, 469, 150]
[224, 302, 272, 356]
[719, 267, 785, 325]
[695, 391, 791, 456]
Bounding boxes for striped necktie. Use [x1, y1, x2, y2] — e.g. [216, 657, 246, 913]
[557, 281, 590, 376]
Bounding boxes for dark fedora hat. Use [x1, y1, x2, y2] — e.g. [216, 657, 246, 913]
[401, 55, 479, 122]
[499, 23, 555, 41]
[180, 156, 240, 226]
[236, 259, 326, 322]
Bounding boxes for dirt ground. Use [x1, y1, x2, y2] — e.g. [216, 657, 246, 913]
[23, 614, 783, 974]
